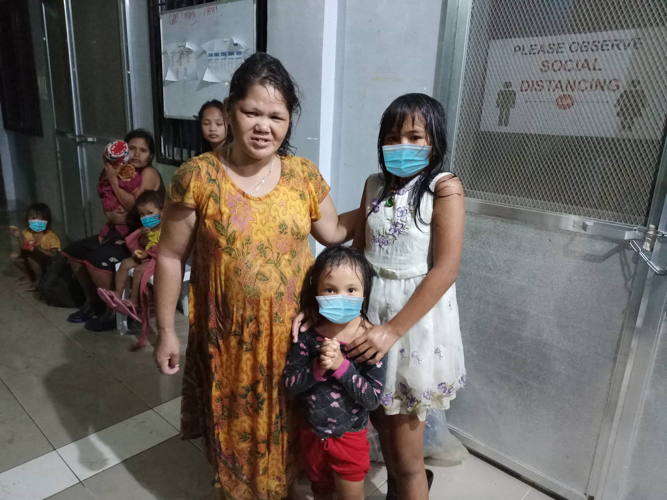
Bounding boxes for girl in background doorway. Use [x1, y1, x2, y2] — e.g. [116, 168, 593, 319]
[198, 100, 227, 152]
[349, 93, 466, 499]
[10, 203, 61, 290]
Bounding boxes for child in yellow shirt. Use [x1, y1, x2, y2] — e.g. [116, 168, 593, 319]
[10, 203, 61, 290]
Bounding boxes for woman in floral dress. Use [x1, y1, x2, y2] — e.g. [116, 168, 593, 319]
[154, 53, 357, 499]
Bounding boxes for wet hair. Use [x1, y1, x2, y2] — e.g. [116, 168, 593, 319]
[124, 129, 155, 166]
[197, 100, 227, 152]
[135, 190, 164, 211]
[227, 52, 301, 156]
[374, 93, 457, 225]
[301, 245, 373, 321]
[26, 202, 52, 229]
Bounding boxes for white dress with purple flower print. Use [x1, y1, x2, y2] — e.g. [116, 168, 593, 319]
[364, 172, 466, 421]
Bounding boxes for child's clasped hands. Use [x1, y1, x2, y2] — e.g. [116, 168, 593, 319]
[319, 338, 344, 371]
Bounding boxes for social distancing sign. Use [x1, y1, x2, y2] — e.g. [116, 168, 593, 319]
[479, 29, 667, 139]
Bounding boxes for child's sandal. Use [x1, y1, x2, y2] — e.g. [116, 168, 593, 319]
[97, 288, 117, 309]
[114, 299, 141, 322]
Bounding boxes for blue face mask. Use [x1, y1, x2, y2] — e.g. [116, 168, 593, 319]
[28, 220, 48, 233]
[140, 214, 161, 229]
[316, 295, 364, 324]
[382, 144, 432, 178]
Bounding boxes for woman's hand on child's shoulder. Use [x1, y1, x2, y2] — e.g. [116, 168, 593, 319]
[291, 306, 321, 343]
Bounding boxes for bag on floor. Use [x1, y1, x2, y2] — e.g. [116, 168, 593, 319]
[423, 409, 470, 464]
[39, 254, 86, 308]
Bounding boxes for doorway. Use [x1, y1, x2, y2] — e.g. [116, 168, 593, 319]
[440, 1, 667, 499]
[42, 0, 130, 241]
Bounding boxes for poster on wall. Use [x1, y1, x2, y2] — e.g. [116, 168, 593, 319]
[479, 28, 667, 140]
[160, 0, 255, 120]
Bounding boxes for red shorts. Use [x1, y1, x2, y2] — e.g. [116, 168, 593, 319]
[300, 426, 370, 494]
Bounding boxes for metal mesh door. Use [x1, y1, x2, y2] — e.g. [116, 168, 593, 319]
[452, 0, 667, 225]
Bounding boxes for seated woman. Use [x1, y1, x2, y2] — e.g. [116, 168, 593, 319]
[63, 129, 164, 331]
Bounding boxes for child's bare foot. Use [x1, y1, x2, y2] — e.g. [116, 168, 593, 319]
[16, 276, 31, 286]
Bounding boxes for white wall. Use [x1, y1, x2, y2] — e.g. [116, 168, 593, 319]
[334, 0, 443, 211]
[268, 0, 325, 166]
[268, 0, 443, 212]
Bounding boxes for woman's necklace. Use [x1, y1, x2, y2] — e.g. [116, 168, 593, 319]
[225, 146, 275, 195]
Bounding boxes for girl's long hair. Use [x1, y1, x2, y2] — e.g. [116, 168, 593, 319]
[374, 93, 452, 225]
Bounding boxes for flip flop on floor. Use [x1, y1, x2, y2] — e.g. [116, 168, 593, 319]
[97, 288, 117, 309]
[114, 299, 142, 323]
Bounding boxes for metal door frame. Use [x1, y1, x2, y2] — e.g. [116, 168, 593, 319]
[436, 1, 667, 498]
[42, 0, 134, 239]
[41, 1, 69, 237]
[594, 134, 667, 500]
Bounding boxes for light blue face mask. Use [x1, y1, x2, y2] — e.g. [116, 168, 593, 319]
[382, 144, 432, 178]
[140, 214, 161, 229]
[316, 295, 364, 324]
[28, 220, 48, 233]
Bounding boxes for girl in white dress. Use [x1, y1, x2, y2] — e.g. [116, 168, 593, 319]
[347, 93, 466, 500]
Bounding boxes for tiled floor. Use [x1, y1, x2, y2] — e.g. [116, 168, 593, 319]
[0, 213, 551, 499]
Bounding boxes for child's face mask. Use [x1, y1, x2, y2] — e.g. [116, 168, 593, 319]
[140, 214, 161, 229]
[316, 295, 363, 324]
[382, 144, 431, 178]
[28, 220, 48, 233]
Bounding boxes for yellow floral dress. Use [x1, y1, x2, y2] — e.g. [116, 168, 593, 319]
[169, 152, 330, 499]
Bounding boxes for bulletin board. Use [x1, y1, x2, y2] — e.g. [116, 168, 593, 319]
[160, 0, 255, 120]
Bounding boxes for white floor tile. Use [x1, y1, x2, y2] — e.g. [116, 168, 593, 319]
[154, 397, 182, 430]
[365, 465, 387, 496]
[370, 461, 387, 479]
[46, 483, 94, 499]
[366, 479, 388, 499]
[524, 488, 555, 499]
[0, 451, 78, 500]
[57, 409, 178, 481]
[427, 455, 532, 499]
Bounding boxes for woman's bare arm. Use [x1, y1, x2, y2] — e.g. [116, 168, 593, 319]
[131, 167, 161, 199]
[310, 195, 359, 246]
[351, 181, 368, 250]
[107, 165, 161, 211]
[153, 202, 196, 374]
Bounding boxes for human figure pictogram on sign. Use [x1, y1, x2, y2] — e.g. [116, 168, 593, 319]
[615, 80, 647, 131]
[496, 81, 516, 126]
